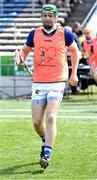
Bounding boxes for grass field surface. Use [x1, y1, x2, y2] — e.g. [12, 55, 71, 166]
[0, 93, 97, 179]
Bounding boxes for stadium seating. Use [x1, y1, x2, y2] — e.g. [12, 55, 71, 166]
[0, 0, 73, 53]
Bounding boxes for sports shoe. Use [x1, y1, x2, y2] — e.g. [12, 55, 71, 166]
[40, 145, 45, 158]
[40, 156, 50, 169]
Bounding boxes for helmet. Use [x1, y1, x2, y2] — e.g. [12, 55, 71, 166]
[42, 4, 58, 16]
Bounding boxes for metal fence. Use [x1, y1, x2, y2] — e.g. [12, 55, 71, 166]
[0, 63, 32, 99]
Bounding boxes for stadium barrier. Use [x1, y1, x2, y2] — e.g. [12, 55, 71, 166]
[0, 53, 32, 99]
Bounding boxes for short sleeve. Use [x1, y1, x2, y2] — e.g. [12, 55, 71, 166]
[64, 29, 74, 46]
[26, 29, 35, 47]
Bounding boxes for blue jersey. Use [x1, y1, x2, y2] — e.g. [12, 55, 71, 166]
[26, 28, 74, 47]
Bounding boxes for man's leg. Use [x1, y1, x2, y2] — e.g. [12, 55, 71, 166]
[40, 100, 61, 169]
[45, 101, 60, 147]
[39, 82, 66, 169]
[32, 104, 46, 137]
[32, 104, 46, 158]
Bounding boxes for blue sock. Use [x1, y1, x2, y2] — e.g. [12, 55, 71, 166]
[44, 146, 52, 160]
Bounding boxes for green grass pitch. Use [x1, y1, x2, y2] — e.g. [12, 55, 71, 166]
[0, 93, 97, 179]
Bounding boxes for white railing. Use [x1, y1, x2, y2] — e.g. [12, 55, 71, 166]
[82, 1, 97, 36]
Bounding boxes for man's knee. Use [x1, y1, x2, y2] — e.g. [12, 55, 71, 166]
[32, 117, 42, 126]
[46, 114, 56, 124]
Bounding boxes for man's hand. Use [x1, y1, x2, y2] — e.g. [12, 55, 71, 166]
[15, 49, 25, 67]
[68, 74, 78, 86]
[15, 49, 32, 76]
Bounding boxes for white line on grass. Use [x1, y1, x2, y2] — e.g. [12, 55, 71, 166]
[61, 102, 97, 105]
[58, 116, 97, 119]
[0, 115, 31, 118]
[0, 109, 31, 111]
[0, 109, 96, 112]
[0, 115, 97, 119]
[59, 109, 96, 112]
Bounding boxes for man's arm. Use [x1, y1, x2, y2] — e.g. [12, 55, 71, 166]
[16, 45, 32, 66]
[16, 29, 35, 66]
[68, 41, 79, 86]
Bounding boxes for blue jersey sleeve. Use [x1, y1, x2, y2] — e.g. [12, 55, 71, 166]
[26, 29, 35, 47]
[64, 29, 74, 46]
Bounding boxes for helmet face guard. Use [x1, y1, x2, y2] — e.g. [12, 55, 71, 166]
[42, 4, 58, 16]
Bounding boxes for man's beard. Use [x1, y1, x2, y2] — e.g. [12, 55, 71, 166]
[43, 24, 53, 30]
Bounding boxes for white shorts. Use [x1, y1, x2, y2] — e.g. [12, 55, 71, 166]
[31, 82, 66, 105]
